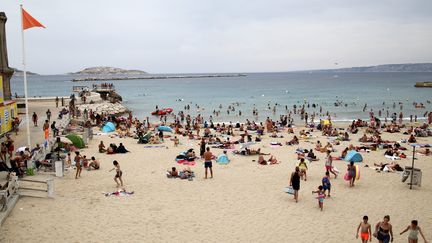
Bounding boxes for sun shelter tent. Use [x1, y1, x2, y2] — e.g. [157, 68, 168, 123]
[102, 122, 115, 133]
[344, 150, 363, 163]
[217, 154, 230, 164]
[66, 134, 85, 149]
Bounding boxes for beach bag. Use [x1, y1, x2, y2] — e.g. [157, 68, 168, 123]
[284, 186, 295, 195]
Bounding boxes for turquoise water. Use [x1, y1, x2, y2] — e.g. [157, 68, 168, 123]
[11, 72, 432, 122]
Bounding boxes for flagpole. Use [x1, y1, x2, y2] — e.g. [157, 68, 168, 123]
[20, 4, 31, 147]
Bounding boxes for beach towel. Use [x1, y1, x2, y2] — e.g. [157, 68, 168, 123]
[144, 145, 167, 148]
[104, 190, 134, 197]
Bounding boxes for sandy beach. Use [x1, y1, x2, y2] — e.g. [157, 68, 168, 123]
[0, 99, 431, 243]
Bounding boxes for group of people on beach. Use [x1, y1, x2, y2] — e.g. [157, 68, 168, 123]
[356, 215, 428, 243]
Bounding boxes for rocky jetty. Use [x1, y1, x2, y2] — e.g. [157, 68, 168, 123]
[76, 102, 129, 115]
[72, 73, 247, 82]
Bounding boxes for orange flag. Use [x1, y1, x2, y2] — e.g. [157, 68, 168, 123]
[22, 8, 45, 30]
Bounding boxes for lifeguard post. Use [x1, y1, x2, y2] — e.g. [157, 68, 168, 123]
[0, 12, 18, 135]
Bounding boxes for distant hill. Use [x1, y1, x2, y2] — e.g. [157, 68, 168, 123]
[306, 63, 432, 73]
[70, 67, 147, 75]
[12, 68, 39, 76]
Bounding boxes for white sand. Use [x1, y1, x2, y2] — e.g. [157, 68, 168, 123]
[0, 112, 431, 242]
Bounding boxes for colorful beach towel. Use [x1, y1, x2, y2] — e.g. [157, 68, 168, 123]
[104, 190, 134, 197]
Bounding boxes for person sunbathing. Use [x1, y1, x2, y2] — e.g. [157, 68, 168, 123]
[88, 157, 100, 170]
[167, 167, 179, 178]
[359, 134, 370, 143]
[374, 162, 403, 172]
[246, 148, 261, 155]
[116, 143, 129, 153]
[257, 155, 278, 165]
[315, 141, 323, 151]
[408, 134, 417, 143]
[306, 150, 318, 161]
[324, 142, 334, 152]
[286, 136, 299, 145]
[98, 141, 107, 153]
[418, 148, 431, 156]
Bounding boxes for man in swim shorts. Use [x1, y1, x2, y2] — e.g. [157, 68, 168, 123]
[203, 147, 213, 179]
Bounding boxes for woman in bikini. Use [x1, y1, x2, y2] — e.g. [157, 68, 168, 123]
[373, 215, 394, 243]
[109, 160, 123, 187]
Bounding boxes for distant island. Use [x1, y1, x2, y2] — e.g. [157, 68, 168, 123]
[304, 63, 432, 73]
[70, 66, 148, 75]
[12, 68, 38, 76]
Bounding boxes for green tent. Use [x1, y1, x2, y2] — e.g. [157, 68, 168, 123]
[66, 134, 85, 149]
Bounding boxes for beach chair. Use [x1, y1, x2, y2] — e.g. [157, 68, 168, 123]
[138, 132, 152, 144]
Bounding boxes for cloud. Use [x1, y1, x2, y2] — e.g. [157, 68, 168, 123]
[2, 0, 432, 74]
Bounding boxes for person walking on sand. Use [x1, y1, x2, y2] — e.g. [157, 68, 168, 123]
[32, 112, 38, 127]
[347, 161, 356, 187]
[400, 220, 428, 243]
[109, 160, 123, 187]
[312, 185, 325, 211]
[289, 166, 301, 203]
[322, 171, 332, 197]
[373, 215, 394, 243]
[325, 151, 338, 178]
[356, 215, 372, 242]
[203, 147, 213, 179]
[55, 96, 59, 108]
[74, 151, 82, 179]
[46, 109, 52, 122]
[200, 138, 206, 157]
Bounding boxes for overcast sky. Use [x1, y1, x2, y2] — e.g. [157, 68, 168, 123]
[2, 0, 432, 74]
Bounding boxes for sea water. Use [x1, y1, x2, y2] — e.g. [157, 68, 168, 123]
[11, 72, 432, 123]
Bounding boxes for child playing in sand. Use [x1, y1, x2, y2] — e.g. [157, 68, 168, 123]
[400, 220, 428, 243]
[322, 171, 332, 197]
[173, 136, 179, 147]
[356, 215, 372, 242]
[109, 160, 123, 187]
[66, 152, 71, 167]
[312, 185, 325, 211]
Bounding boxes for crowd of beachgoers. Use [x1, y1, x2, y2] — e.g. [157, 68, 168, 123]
[1, 96, 431, 242]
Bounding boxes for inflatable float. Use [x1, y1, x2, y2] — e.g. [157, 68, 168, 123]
[344, 165, 360, 181]
[151, 108, 173, 116]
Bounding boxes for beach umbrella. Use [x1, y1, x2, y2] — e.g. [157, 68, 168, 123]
[344, 150, 363, 163]
[158, 126, 173, 132]
[66, 134, 85, 149]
